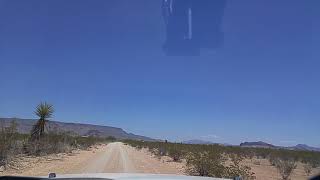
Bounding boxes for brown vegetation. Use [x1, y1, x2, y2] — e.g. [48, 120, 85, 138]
[275, 159, 297, 180]
[303, 163, 313, 176]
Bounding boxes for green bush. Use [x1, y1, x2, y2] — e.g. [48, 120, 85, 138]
[186, 150, 226, 177]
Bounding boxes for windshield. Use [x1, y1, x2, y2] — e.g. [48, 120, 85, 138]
[0, 0, 319, 180]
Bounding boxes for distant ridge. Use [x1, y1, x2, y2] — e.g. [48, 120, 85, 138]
[289, 144, 320, 152]
[181, 139, 230, 146]
[239, 141, 320, 152]
[182, 139, 214, 145]
[0, 118, 155, 141]
[181, 140, 320, 152]
[240, 141, 275, 148]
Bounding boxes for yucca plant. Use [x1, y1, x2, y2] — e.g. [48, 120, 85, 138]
[31, 102, 54, 140]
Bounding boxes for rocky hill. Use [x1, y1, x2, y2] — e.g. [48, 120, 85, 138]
[240, 141, 276, 148]
[240, 141, 320, 152]
[0, 118, 154, 141]
[289, 144, 320, 152]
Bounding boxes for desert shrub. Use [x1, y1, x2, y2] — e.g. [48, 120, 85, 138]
[303, 163, 313, 177]
[106, 136, 116, 142]
[137, 145, 144, 150]
[123, 140, 320, 179]
[245, 149, 255, 160]
[268, 153, 278, 166]
[25, 132, 73, 155]
[159, 146, 167, 156]
[311, 161, 319, 168]
[74, 136, 109, 149]
[0, 121, 20, 167]
[226, 154, 255, 180]
[186, 150, 226, 177]
[302, 157, 320, 168]
[168, 144, 183, 161]
[24, 131, 110, 156]
[275, 159, 297, 180]
[148, 147, 158, 155]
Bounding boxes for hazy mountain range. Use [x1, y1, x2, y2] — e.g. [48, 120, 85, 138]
[0, 118, 154, 141]
[240, 141, 276, 148]
[183, 140, 320, 152]
[182, 139, 231, 146]
[182, 139, 216, 145]
[287, 144, 320, 152]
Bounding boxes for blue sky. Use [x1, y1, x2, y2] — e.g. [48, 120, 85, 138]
[0, 0, 319, 147]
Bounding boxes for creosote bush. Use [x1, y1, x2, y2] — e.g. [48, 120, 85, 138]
[303, 163, 312, 177]
[275, 159, 297, 180]
[226, 154, 255, 180]
[186, 150, 226, 177]
[124, 140, 256, 179]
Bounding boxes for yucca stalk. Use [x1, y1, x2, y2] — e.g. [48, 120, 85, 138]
[31, 102, 54, 140]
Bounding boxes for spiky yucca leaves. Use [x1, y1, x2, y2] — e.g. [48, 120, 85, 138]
[31, 102, 54, 140]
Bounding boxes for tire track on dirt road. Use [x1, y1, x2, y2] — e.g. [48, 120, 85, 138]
[79, 142, 135, 173]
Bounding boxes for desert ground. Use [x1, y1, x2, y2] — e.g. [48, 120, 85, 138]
[1, 142, 319, 179]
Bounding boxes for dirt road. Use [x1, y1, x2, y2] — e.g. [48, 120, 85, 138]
[4, 142, 184, 176]
[77, 142, 135, 173]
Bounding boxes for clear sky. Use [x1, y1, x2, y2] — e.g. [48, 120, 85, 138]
[0, 0, 319, 147]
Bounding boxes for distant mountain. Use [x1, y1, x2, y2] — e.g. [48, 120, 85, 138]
[0, 118, 155, 141]
[182, 139, 214, 145]
[239, 141, 320, 152]
[289, 144, 320, 152]
[240, 141, 276, 148]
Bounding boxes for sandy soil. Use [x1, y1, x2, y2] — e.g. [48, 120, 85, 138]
[1, 142, 319, 179]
